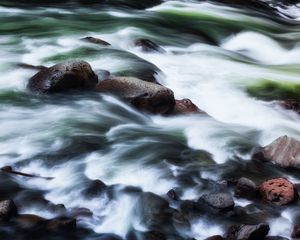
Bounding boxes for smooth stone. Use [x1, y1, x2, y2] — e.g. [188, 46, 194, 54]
[199, 193, 235, 212]
[134, 39, 166, 53]
[226, 223, 270, 240]
[27, 60, 98, 94]
[81, 36, 110, 46]
[0, 199, 18, 221]
[96, 76, 175, 114]
[235, 177, 257, 199]
[173, 98, 206, 115]
[253, 135, 300, 169]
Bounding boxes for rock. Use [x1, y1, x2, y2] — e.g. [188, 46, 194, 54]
[47, 217, 76, 231]
[15, 214, 46, 228]
[127, 230, 166, 240]
[226, 224, 270, 240]
[134, 39, 166, 53]
[235, 177, 257, 199]
[27, 60, 98, 94]
[135, 192, 172, 229]
[259, 178, 295, 205]
[204, 236, 224, 240]
[98, 234, 123, 240]
[82, 179, 107, 198]
[199, 193, 235, 212]
[0, 200, 18, 221]
[292, 224, 300, 238]
[1, 165, 54, 180]
[17, 63, 47, 71]
[81, 36, 110, 46]
[253, 135, 300, 169]
[166, 189, 179, 201]
[278, 99, 300, 115]
[173, 98, 205, 115]
[96, 76, 175, 114]
[265, 237, 289, 240]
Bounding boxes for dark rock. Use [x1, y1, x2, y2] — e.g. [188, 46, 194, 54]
[204, 236, 225, 240]
[18, 63, 47, 71]
[27, 60, 98, 94]
[1, 165, 54, 180]
[82, 179, 107, 197]
[135, 192, 172, 229]
[253, 135, 300, 169]
[69, 207, 93, 218]
[134, 39, 166, 53]
[97, 233, 123, 240]
[199, 193, 235, 212]
[173, 98, 206, 115]
[235, 177, 257, 199]
[81, 36, 110, 46]
[47, 217, 76, 231]
[96, 76, 175, 114]
[278, 99, 300, 115]
[127, 230, 166, 240]
[226, 223, 270, 240]
[166, 189, 179, 201]
[259, 178, 296, 205]
[292, 224, 300, 238]
[0, 200, 18, 221]
[15, 214, 46, 229]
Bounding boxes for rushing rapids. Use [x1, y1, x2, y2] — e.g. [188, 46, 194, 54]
[0, 1, 300, 239]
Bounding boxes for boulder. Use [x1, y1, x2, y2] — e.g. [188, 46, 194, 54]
[204, 236, 224, 240]
[259, 178, 296, 205]
[82, 179, 107, 198]
[27, 60, 98, 94]
[134, 39, 166, 53]
[15, 214, 46, 229]
[235, 177, 257, 199]
[198, 193, 235, 212]
[226, 224, 270, 240]
[96, 76, 175, 114]
[81, 36, 110, 46]
[47, 217, 76, 231]
[253, 136, 300, 169]
[166, 189, 179, 201]
[0, 200, 18, 221]
[173, 98, 205, 115]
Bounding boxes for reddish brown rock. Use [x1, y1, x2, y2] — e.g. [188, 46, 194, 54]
[173, 98, 206, 115]
[253, 135, 300, 169]
[259, 178, 295, 205]
[292, 224, 300, 238]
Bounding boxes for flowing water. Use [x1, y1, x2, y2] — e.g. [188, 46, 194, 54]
[0, 1, 300, 239]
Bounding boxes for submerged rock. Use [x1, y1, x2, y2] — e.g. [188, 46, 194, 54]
[253, 135, 300, 169]
[82, 179, 107, 198]
[134, 39, 166, 53]
[96, 76, 175, 114]
[259, 178, 296, 206]
[278, 99, 300, 115]
[81, 36, 110, 46]
[27, 60, 98, 94]
[198, 193, 235, 212]
[235, 177, 257, 199]
[0, 200, 18, 221]
[173, 98, 205, 115]
[226, 223, 270, 240]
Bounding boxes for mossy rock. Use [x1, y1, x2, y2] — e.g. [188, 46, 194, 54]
[246, 80, 300, 101]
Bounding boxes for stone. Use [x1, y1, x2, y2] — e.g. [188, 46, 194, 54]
[199, 193, 235, 212]
[27, 60, 98, 94]
[81, 36, 110, 46]
[253, 135, 300, 169]
[173, 99, 205, 115]
[259, 178, 295, 205]
[226, 223, 270, 240]
[235, 177, 257, 199]
[134, 39, 166, 53]
[96, 76, 175, 114]
[278, 99, 300, 115]
[0, 200, 18, 221]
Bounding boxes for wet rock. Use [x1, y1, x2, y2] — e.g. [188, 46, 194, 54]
[81, 36, 110, 46]
[134, 39, 166, 53]
[98, 233, 123, 240]
[27, 60, 98, 94]
[47, 217, 76, 231]
[172, 98, 206, 115]
[69, 207, 93, 218]
[253, 135, 300, 169]
[235, 177, 257, 199]
[259, 178, 296, 205]
[167, 189, 179, 201]
[135, 192, 172, 229]
[96, 76, 175, 114]
[199, 193, 235, 212]
[127, 230, 166, 240]
[1, 165, 54, 180]
[204, 236, 224, 240]
[0, 200, 18, 221]
[265, 237, 289, 240]
[226, 223, 270, 240]
[15, 214, 46, 228]
[82, 179, 107, 198]
[18, 63, 47, 71]
[291, 224, 300, 238]
[278, 99, 300, 115]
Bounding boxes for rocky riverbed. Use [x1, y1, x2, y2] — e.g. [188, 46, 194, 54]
[0, 0, 300, 239]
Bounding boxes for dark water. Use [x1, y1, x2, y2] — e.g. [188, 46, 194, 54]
[0, 1, 300, 239]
